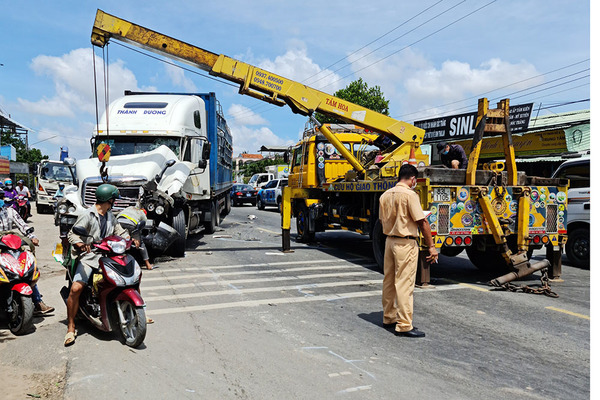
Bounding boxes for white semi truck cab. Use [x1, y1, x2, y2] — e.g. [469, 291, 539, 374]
[56, 92, 233, 256]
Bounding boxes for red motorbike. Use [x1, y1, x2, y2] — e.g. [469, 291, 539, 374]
[17, 195, 29, 222]
[59, 226, 147, 348]
[0, 233, 39, 335]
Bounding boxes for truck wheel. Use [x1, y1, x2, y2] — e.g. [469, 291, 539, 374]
[169, 208, 187, 257]
[295, 205, 314, 243]
[204, 200, 218, 234]
[371, 220, 385, 273]
[466, 246, 510, 273]
[566, 227, 590, 268]
[222, 195, 231, 217]
[257, 197, 265, 210]
[440, 247, 464, 257]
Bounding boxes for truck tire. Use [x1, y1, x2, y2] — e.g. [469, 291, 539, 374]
[204, 200, 218, 234]
[221, 195, 231, 217]
[169, 208, 187, 257]
[295, 205, 314, 243]
[440, 247, 464, 257]
[466, 246, 510, 273]
[371, 220, 385, 273]
[257, 196, 265, 210]
[565, 227, 590, 268]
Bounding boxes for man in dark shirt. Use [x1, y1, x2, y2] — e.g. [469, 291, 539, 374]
[437, 142, 468, 169]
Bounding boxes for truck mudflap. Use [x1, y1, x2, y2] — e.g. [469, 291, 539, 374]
[143, 222, 180, 253]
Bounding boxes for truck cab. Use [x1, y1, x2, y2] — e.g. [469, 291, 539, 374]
[36, 159, 76, 213]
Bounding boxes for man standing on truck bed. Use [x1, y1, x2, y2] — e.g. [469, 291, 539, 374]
[379, 164, 437, 338]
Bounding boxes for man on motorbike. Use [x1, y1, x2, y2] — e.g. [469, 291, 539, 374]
[15, 179, 32, 218]
[0, 189, 55, 315]
[64, 184, 131, 346]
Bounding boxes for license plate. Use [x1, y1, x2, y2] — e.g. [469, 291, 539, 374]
[433, 187, 451, 202]
[246, 193, 251, 197]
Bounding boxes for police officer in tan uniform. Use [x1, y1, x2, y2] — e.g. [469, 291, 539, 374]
[379, 164, 438, 337]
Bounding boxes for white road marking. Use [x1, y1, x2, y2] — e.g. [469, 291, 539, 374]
[155, 258, 366, 273]
[147, 290, 382, 315]
[143, 280, 382, 302]
[143, 272, 372, 290]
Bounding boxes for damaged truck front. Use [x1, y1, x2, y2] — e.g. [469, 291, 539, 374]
[56, 91, 233, 256]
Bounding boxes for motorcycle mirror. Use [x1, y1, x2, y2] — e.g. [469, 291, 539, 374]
[72, 226, 90, 237]
[25, 227, 34, 235]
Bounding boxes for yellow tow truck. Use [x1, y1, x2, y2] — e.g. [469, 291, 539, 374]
[90, 10, 568, 288]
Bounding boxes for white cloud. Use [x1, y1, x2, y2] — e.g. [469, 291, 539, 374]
[347, 47, 543, 121]
[227, 104, 293, 155]
[256, 42, 345, 92]
[164, 63, 197, 92]
[228, 104, 269, 126]
[18, 48, 156, 118]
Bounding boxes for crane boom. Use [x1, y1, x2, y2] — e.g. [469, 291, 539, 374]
[91, 9, 424, 157]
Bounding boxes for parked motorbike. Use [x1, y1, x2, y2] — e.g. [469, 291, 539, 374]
[59, 225, 147, 347]
[0, 232, 39, 335]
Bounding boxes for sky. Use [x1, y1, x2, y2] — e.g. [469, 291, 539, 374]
[0, 0, 591, 161]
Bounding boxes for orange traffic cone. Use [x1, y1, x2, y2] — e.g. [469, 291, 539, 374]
[408, 146, 417, 165]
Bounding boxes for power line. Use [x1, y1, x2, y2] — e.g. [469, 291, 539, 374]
[307, 0, 466, 87]
[394, 59, 590, 120]
[320, 0, 498, 91]
[302, 0, 449, 84]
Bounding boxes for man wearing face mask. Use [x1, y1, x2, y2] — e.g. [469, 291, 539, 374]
[379, 164, 437, 338]
[64, 184, 130, 346]
[437, 142, 468, 169]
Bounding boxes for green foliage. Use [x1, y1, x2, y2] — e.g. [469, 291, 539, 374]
[314, 78, 390, 124]
[241, 157, 285, 178]
[0, 130, 48, 165]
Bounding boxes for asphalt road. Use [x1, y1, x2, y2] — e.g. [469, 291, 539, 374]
[0, 205, 590, 399]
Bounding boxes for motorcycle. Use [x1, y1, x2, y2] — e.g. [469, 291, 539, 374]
[16, 195, 29, 222]
[59, 225, 147, 348]
[0, 232, 39, 335]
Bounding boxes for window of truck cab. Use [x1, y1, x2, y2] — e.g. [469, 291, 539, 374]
[93, 136, 181, 157]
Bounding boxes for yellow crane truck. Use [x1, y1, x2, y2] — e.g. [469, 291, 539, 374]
[90, 10, 568, 288]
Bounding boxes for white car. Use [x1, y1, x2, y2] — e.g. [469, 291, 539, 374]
[256, 179, 288, 212]
[552, 158, 590, 267]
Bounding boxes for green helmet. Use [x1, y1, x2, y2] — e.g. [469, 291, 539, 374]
[95, 184, 120, 203]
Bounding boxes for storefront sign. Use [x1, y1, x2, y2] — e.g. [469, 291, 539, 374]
[415, 103, 533, 142]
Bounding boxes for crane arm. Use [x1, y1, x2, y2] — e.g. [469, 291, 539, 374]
[91, 9, 424, 150]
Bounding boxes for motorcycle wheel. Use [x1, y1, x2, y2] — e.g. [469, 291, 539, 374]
[9, 294, 34, 335]
[113, 300, 147, 348]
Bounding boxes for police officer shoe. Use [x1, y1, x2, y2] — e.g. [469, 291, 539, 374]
[396, 328, 425, 338]
[382, 322, 397, 329]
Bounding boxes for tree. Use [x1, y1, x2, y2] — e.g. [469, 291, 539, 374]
[314, 78, 390, 124]
[241, 157, 285, 178]
[0, 131, 48, 164]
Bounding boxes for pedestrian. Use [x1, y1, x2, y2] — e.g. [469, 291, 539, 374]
[0, 189, 54, 315]
[117, 205, 156, 270]
[437, 141, 468, 169]
[379, 164, 437, 337]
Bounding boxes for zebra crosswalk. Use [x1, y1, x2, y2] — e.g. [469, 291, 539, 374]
[141, 257, 384, 315]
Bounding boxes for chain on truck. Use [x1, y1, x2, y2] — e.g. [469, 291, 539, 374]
[88, 10, 568, 291]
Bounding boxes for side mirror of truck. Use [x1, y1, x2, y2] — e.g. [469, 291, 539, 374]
[155, 159, 177, 183]
[202, 142, 211, 161]
[283, 152, 290, 164]
[198, 160, 207, 169]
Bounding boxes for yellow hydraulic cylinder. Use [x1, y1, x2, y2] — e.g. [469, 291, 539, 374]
[517, 190, 531, 252]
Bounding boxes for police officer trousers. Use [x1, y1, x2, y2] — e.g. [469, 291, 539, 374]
[382, 236, 419, 333]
